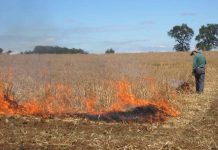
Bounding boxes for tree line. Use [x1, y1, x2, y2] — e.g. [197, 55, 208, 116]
[0, 48, 13, 54]
[168, 24, 218, 51]
[0, 46, 115, 55]
[22, 46, 88, 54]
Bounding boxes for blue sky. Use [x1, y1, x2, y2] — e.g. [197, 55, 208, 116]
[0, 0, 217, 53]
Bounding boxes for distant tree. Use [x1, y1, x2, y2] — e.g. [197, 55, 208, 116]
[23, 46, 88, 54]
[6, 50, 12, 54]
[195, 24, 218, 51]
[23, 51, 32, 54]
[168, 24, 194, 51]
[0, 48, 3, 54]
[105, 48, 115, 54]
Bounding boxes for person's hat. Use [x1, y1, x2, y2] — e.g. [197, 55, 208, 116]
[190, 50, 198, 56]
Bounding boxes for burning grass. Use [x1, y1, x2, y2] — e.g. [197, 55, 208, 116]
[0, 75, 179, 123]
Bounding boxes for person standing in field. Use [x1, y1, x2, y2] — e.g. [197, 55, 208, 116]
[191, 49, 207, 93]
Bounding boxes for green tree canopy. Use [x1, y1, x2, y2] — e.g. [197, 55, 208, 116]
[105, 48, 115, 54]
[6, 50, 12, 54]
[0, 48, 3, 54]
[23, 46, 88, 54]
[195, 24, 218, 51]
[168, 24, 194, 51]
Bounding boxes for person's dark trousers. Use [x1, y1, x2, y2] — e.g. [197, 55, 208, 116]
[195, 73, 205, 93]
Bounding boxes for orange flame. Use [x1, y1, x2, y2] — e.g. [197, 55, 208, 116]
[0, 78, 179, 122]
[85, 98, 96, 114]
[0, 81, 75, 116]
[86, 81, 179, 117]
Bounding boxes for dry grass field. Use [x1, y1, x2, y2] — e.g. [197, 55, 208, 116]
[0, 51, 217, 149]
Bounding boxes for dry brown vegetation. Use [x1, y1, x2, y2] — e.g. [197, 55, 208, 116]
[0, 51, 217, 149]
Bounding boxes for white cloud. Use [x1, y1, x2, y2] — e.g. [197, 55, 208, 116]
[140, 20, 156, 25]
[70, 25, 146, 34]
[45, 37, 57, 42]
[158, 45, 167, 48]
